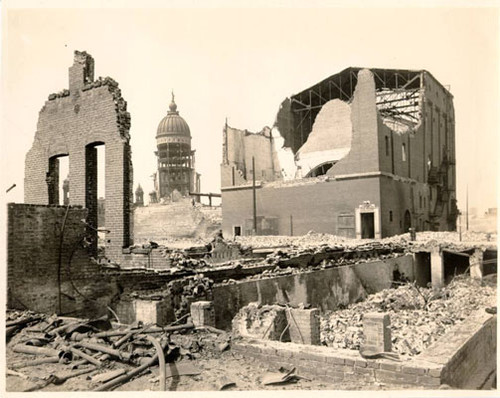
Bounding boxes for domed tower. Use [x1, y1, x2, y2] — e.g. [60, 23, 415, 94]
[135, 184, 144, 206]
[155, 93, 197, 199]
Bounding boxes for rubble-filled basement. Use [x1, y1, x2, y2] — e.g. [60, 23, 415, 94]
[6, 221, 498, 391]
[5, 51, 497, 392]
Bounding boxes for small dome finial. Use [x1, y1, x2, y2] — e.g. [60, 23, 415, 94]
[169, 90, 178, 113]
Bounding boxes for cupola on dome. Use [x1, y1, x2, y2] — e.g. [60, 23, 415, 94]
[156, 93, 191, 138]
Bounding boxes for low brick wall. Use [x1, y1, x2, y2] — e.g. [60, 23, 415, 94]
[231, 339, 442, 387]
[419, 310, 497, 389]
[231, 309, 497, 389]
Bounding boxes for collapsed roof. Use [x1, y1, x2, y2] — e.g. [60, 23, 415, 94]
[276, 67, 449, 154]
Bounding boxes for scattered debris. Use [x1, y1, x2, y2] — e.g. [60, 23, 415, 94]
[232, 303, 290, 341]
[261, 367, 307, 385]
[5, 311, 217, 392]
[218, 377, 236, 390]
[321, 275, 497, 356]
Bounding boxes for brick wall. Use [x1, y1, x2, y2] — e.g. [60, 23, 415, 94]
[222, 125, 281, 186]
[231, 340, 442, 387]
[326, 69, 380, 176]
[418, 309, 497, 389]
[24, 50, 132, 263]
[221, 177, 381, 238]
[232, 308, 495, 389]
[7, 203, 118, 316]
[287, 308, 320, 345]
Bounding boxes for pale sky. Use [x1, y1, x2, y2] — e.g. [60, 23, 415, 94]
[1, 1, 499, 213]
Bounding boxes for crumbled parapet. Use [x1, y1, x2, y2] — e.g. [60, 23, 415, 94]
[47, 89, 70, 100]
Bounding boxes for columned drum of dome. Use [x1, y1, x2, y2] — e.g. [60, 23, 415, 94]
[155, 93, 196, 198]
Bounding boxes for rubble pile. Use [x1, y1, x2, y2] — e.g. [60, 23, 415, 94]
[321, 275, 497, 356]
[237, 231, 496, 252]
[245, 266, 303, 281]
[5, 311, 193, 391]
[127, 275, 214, 320]
[170, 328, 231, 360]
[232, 303, 288, 340]
[168, 251, 210, 272]
[166, 275, 214, 319]
[5, 310, 230, 392]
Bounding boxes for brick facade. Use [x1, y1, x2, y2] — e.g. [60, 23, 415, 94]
[24, 51, 133, 263]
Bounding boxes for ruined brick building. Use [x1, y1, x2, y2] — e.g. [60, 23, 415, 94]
[24, 51, 133, 262]
[221, 68, 458, 238]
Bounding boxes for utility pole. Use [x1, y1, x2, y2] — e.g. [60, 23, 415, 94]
[458, 211, 462, 241]
[252, 156, 257, 235]
[466, 184, 469, 231]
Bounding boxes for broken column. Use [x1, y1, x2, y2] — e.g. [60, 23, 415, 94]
[430, 248, 444, 289]
[190, 301, 215, 328]
[287, 308, 321, 345]
[134, 299, 169, 326]
[362, 313, 391, 353]
[469, 248, 484, 279]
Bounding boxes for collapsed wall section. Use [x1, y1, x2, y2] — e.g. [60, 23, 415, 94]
[295, 99, 352, 176]
[221, 125, 282, 187]
[24, 51, 133, 263]
[322, 69, 379, 176]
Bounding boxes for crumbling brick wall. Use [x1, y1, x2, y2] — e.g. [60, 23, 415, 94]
[7, 203, 119, 316]
[24, 50, 133, 263]
[221, 125, 282, 187]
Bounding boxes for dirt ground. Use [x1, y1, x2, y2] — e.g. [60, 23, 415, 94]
[6, 348, 422, 392]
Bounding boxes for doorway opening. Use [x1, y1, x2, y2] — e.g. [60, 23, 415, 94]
[403, 209, 412, 232]
[85, 142, 105, 254]
[361, 212, 375, 239]
[47, 154, 69, 205]
[233, 226, 242, 237]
